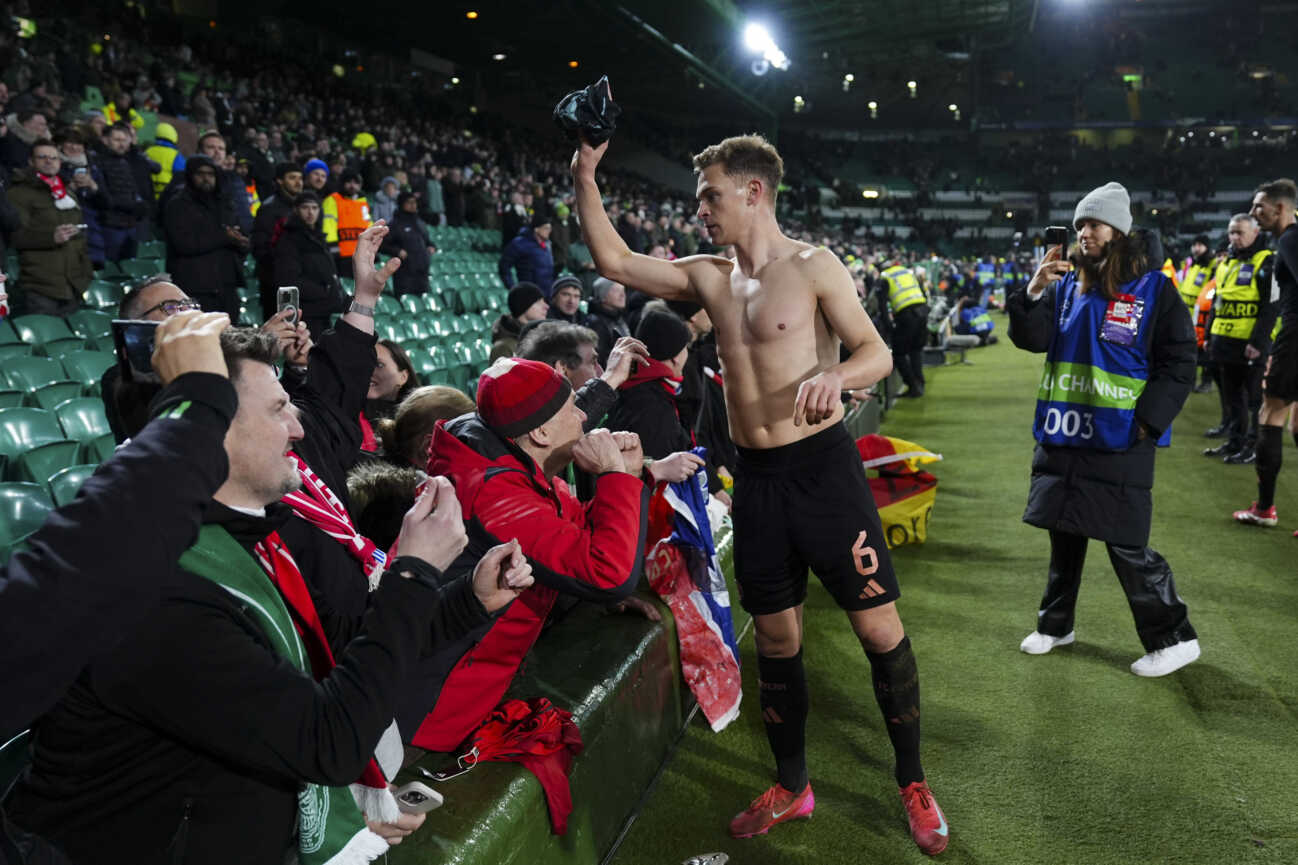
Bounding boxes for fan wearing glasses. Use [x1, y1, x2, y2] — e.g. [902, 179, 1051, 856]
[104, 274, 311, 439]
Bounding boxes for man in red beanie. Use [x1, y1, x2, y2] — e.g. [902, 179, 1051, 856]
[397, 357, 688, 750]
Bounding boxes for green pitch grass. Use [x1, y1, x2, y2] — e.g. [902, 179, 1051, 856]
[610, 335, 1298, 865]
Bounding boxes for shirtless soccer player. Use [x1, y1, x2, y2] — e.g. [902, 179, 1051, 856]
[572, 134, 948, 856]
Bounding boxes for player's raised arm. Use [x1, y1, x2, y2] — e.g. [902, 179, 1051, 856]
[571, 140, 716, 302]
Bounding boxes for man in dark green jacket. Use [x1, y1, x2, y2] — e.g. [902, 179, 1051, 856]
[9, 139, 90, 316]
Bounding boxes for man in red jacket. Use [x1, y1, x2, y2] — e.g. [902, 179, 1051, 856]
[399, 357, 661, 750]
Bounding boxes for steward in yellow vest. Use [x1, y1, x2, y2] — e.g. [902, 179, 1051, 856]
[144, 122, 186, 199]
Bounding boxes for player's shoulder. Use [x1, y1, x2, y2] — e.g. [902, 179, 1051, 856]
[785, 243, 851, 288]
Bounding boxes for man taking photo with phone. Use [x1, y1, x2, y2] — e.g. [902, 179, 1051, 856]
[10, 138, 91, 317]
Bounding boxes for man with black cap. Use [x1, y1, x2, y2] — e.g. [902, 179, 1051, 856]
[252, 162, 305, 317]
[548, 274, 585, 324]
[499, 211, 554, 294]
[490, 282, 548, 361]
[607, 304, 694, 461]
[163, 156, 246, 319]
[323, 169, 371, 278]
[400, 357, 683, 750]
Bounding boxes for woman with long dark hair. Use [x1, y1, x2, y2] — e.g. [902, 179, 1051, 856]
[359, 338, 420, 455]
[1008, 182, 1201, 677]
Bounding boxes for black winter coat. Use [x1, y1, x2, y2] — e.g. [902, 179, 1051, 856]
[379, 211, 431, 294]
[274, 217, 346, 334]
[5, 502, 489, 865]
[607, 376, 692, 461]
[584, 304, 630, 367]
[91, 151, 143, 229]
[162, 161, 242, 318]
[1007, 273, 1195, 546]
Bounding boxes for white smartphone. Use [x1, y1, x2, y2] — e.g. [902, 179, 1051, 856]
[392, 781, 443, 815]
[277, 286, 300, 325]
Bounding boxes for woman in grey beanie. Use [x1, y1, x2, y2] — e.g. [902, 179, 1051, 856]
[1004, 181, 1202, 677]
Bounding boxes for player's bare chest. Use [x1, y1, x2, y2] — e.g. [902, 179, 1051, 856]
[723, 271, 817, 344]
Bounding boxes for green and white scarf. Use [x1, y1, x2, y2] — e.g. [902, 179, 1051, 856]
[179, 525, 390, 864]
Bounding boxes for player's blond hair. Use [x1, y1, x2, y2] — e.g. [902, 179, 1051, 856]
[692, 134, 784, 204]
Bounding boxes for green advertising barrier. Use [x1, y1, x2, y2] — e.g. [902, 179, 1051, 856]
[389, 529, 739, 865]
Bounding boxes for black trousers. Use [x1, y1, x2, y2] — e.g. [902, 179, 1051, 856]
[1036, 530, 1197, 652]
[891, 306, 928, 391]
[1218, 360, 1263, 452]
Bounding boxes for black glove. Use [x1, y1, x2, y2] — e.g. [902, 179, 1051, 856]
[553, 75, 621, 145]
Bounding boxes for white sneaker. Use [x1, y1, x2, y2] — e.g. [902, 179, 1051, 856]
[1019, 630, 1075, 655]
[1130, 639, 1200, 677]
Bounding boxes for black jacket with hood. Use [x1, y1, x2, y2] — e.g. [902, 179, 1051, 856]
[162, 156, 242, 318]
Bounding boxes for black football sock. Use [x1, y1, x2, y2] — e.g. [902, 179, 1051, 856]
[867, 635, 925, 787]
[757, 650, 809, 792]
[1255, 425, 1283, 510]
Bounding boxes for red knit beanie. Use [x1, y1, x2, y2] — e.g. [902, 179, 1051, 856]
[477, 358, 573, 438]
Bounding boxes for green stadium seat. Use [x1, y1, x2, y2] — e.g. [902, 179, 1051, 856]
[373, 318, 400, 342]
[376, 296, 401, 317]
[11, 314, 74, 347]
[98, 261, 130, 282]
[119, 259, 163, 280]
[0, 321, 22, 344]
[83, 433, 117, 463]
[68, 309, 114, 344]
[85, 280, 125, 310]
[137, 240, 165, 258]
[59, 351, 116, 393]
[0, 484, 52, 561]
[400, 295, 423, 315]
[0, 391, 24, 408]
[0, 408, 72, 452]
[0, 343, 34, 361]
[54, 398, 110, 443]
[28, 382, 84, 411]
[240, 305, 265, 327]
[3, 356, 66, 391]
[16, 441, 79, 485]
[47, 464, 96, 507]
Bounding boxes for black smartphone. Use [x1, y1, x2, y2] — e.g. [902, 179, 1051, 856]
[1044, 226, 1069, 257]
[111, 320, 160, 382]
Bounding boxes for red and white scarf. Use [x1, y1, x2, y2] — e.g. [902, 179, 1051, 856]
[252, 530, 402, 823]
[37, 171, 68, 201]
[282, 453, 386, 591]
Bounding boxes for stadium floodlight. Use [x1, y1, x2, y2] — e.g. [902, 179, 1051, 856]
[867, 99, 878, 119]
[948, 103, 958, 111]
[862, 189, 880, 199]
[845, 73, 855, 82]
[742, 21, 790, 71]
[450, 76, 460, 85]
[492, 53, 506, 61]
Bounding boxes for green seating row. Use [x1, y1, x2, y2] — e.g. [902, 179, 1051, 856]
[2, 351, 116, 404]
[0, 402, 113, 484]
[0, 463, 98, 562]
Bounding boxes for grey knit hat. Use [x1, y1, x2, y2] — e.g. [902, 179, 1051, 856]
[591, 277, 619, 300]
[1073, 182, 1132, 235]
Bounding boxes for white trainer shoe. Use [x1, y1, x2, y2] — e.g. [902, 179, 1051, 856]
[1019, 630, 1075, 655]
[1130, 639, 1200, 677]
